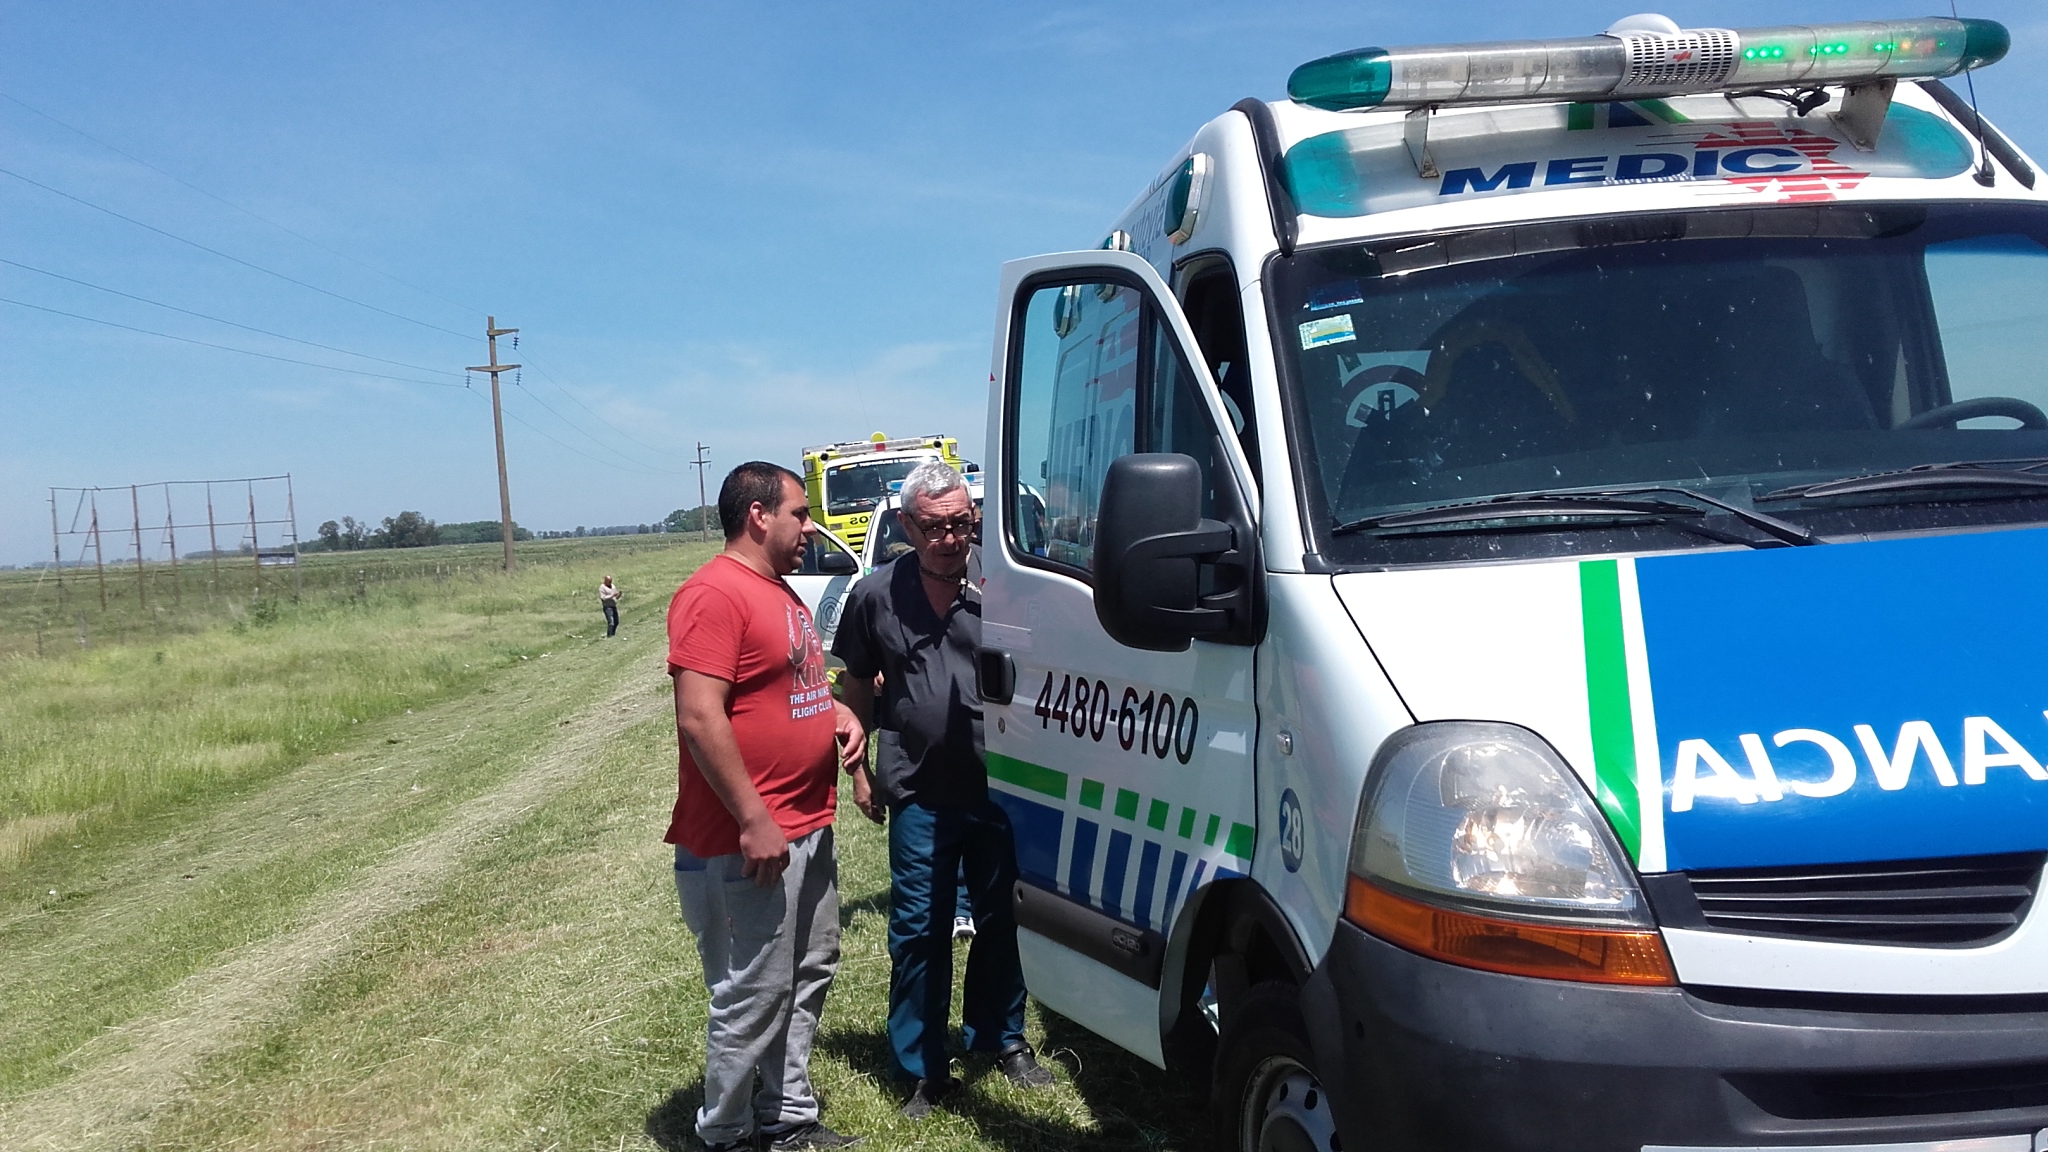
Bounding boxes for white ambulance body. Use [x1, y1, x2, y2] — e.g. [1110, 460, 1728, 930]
[972, 14, 2048, 1152]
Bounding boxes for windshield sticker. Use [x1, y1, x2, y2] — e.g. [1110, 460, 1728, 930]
[1589, 527, 2048, 872]
[1285, 101, 1973, 219]
[1299, 314, 1357, 350]
[1335, 352, 1429, 427]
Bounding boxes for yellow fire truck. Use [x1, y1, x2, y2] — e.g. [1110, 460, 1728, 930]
[801, 432, 963, 553]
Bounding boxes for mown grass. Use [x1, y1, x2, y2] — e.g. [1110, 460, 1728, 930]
[0, 536, 712, 872]
[132, 709, 1200, 1152]
[0, 536, 1201, 1151]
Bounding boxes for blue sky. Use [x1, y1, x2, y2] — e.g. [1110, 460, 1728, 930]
[3, 1, 2044, 564]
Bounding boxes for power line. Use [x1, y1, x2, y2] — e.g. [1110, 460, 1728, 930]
[517, 344, 690, 460]
[456, 367, 690, 477]
[498, 403, 682, 477]
[0, 256, 466, 379]
[0, 95, 716, 479]
[0, 296, 470, 388]
[0, 88, 482, 318]
[505, 370, 691, 474]
[0, 165, 476, 342]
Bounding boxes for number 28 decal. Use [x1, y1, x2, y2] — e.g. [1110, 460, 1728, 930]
[1031, 671, 1198, 764]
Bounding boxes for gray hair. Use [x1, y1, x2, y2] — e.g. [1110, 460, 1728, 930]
[899, 459, 966, 515]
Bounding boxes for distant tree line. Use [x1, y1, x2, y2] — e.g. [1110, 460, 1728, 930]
[312, 513, 531, 551]
[535, 522, 664, 540]
[662, 505, 720, 534]
[523, 508, 717, 541]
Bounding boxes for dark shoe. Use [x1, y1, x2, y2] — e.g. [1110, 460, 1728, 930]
[764, 1122, 862, 1151]
[702, 1138, 756, 1152]
[900, 1076, 957, 1120]
[997, 1043, 1055, 1088]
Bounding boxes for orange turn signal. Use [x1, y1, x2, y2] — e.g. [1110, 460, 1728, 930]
[1345, 874, 1676, 986]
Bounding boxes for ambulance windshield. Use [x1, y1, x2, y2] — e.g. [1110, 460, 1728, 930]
[1273, 202, 2048, 562]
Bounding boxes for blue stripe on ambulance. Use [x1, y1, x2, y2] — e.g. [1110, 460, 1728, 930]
[987, 753, 1252, 937]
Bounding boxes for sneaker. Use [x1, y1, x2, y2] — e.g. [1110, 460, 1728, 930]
[997, 1044, 1055, 1088]
[951, 915, 976, 940]
[764, 1122, 862, 1151]
[900, 1076, 958, 1120]
[702, 1139, 755, 1152]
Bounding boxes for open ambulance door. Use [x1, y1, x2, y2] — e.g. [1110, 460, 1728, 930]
[977, 249, 1264, 1066]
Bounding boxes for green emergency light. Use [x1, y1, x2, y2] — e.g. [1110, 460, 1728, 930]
[1288, 15, 2009, 112]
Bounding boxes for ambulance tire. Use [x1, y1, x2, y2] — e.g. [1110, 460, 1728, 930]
[1210, 982, 1340, 1152]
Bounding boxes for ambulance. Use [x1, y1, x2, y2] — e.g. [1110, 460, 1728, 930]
[800, 432, 963, 553]
[970, 14, 2048, 1152]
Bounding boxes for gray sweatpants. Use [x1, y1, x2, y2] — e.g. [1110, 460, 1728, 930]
[674, 826, 841, 1145]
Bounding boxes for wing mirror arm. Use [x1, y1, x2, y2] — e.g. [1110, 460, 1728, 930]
[1122, 523, 1238, 632]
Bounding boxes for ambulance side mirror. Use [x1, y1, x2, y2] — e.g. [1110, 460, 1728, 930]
[1093, 453, 1255, 652]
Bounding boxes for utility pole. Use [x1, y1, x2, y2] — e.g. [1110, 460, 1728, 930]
[131, 483, 147, 609]
[248, 481, 262, 600]
[89, 494, 107, 610]
[205, 482, 221, 596]
[692, 442, 712, 542]
[49, 491, 63, 605]
[163, 484, 181, 605]
[469, 316, 521, 572]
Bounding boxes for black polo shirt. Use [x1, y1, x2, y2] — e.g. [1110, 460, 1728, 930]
[831, 547, 983, 808]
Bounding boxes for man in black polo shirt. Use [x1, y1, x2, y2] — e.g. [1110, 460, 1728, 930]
[833, 460, 1053, 1118]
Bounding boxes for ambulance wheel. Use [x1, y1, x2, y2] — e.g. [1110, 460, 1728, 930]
[1211, 982, 1340, 1152]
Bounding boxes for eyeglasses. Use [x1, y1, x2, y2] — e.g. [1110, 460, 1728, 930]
[910, 516, 977, 539]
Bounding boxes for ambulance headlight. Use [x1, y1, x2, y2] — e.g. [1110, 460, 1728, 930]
[1351, 722, 1648, 926]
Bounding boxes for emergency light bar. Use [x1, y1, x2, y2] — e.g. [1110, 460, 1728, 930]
[1288, 14, 2009, 112]
[802, 434, 952, 459]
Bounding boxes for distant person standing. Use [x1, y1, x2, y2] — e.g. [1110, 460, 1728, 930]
[833, 460, 1052, 1119]
[666, 461, 868, 1152]
[599, 575, 621, 636]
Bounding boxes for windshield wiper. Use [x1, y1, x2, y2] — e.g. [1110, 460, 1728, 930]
[1333, 485, 1818, 546]
[1759, 459, 2048, 503]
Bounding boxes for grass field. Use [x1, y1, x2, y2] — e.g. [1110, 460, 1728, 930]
[0, 537, 1200, 1152]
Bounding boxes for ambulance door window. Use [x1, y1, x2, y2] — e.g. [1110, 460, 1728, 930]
[1178, 263, 1258, 478]
[1146, 319, 1230, 520]
[1008, 281, 1141, 572]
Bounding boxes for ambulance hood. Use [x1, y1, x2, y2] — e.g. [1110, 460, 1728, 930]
[1333, 527, 2048, 875]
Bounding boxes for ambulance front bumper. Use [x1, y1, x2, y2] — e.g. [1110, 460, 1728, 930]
[1303, 921, 2048, 1152]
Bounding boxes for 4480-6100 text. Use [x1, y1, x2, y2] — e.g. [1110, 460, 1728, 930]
[1031, 671, 1198, 765]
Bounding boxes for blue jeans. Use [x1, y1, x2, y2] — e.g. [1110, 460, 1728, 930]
[886, 798, 1027, 1081]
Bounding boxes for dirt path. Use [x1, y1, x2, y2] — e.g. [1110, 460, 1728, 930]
[0, 652, 670, 1151]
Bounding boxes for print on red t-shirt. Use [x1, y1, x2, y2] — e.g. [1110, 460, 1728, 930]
[665, 554, 838, 857]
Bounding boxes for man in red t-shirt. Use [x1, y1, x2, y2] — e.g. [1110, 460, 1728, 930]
[667, 461, 867, 1152]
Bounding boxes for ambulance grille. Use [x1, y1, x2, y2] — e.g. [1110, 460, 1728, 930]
[1728, 1059, 2048, 1121]
[1680, 852, 2045, 947]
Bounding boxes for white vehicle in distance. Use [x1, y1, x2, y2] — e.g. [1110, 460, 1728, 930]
[863, 472, 987, 572]
[970, 13, 2048, 1152]
[788, 472, 982, 651]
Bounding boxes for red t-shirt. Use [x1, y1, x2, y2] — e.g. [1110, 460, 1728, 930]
[665, 553, 838, 856]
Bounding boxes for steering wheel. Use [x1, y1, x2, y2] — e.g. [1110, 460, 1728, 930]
[1899, 396, 2048, 431]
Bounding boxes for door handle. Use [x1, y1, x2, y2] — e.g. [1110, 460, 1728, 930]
[975, 648, 1016, 705]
